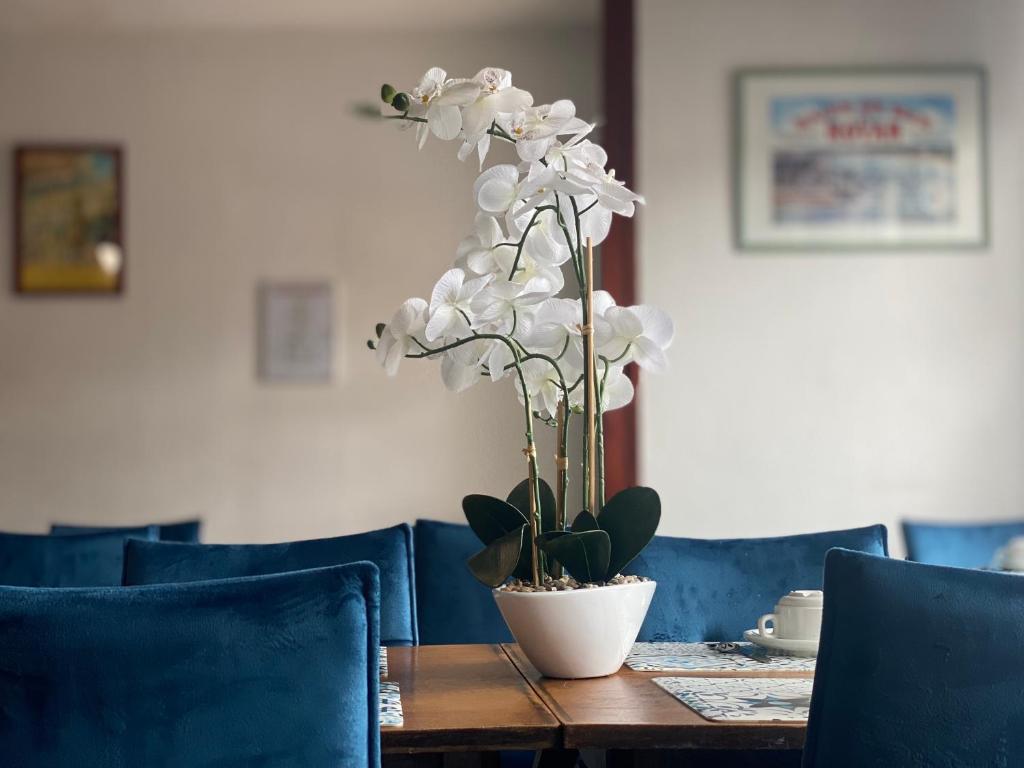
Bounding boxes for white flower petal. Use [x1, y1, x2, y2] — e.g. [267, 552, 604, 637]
[632, 305, 675, 348]
[428, 104, 463, 140]
[632, 337, 669, 373]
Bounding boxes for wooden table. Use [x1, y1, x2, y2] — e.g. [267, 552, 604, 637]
[382, 643, 810, 766]
[503, 644, 809, 754]
[382, 644, 559, 766]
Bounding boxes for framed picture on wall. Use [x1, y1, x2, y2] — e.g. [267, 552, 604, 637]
[734, 67, 988, 250]
[13, 144, 125, 294]
[257, 281, 333, 383]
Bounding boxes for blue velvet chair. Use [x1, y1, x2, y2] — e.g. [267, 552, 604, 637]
[804, 549, 1024, 767]
[624, 525, 888, 642]
[0, 528, 158, 587]
[903, 519, 1024, 568]
[123, 523, 417, 646]
[52, 519, 202, 543]
[0, 562, 380, 767]
[414, 519, 513, 645]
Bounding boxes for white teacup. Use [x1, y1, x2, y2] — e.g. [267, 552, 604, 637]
[755, 589, 823, 642]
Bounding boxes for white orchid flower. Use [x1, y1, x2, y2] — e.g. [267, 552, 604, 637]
[440, 339, 488, 393]
[515, 358, 564, 418]
[425, 268, 490, 341]
[501, 101, 589, 161]
[456, 214, 507, 276]
[456, 68, 533, 168]
[472, 279, 550, 330]
[492, 246, 565, 294]
[474, 164, 522, 215]
[567, 362, 634, 412]
[599, 365, 635, 411]
[508, 208, 571, 266]
[376, 298, 428, 376]
[410, 67, 482, 146]
[596, 305, 674, 372]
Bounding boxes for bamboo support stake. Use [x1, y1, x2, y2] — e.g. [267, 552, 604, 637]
[524, 444, 541, 586]
[553, 399, 568, 579]
[584, 237, 599, 515]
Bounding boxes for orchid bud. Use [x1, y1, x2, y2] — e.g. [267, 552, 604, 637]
[380, 84, 397, 104]
[391, 92, 411, 112]
[375, 323, 387, 339]
[366, 339, 377, 350]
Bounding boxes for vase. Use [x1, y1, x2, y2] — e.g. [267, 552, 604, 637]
[493, 580, 656, 678]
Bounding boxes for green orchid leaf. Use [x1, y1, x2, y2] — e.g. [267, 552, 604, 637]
[598, 486, 661, 580]
[506, 477, 557, 533]
[463, 494, 528, 546]
[467, 525, 527, 587]
[571, 510, 599, 533]
[536, 530, 571, 545]
[536, 529, 611, 583]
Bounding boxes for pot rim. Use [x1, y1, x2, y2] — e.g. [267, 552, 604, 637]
[492, 579, 656, 598]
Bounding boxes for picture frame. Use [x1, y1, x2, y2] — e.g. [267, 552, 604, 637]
[733, 66, 988, 251]
[257, 281, 333, 383]
[13, 144, 125, 294]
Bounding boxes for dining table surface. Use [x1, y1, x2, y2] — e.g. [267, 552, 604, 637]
[381, 643, 811, 766]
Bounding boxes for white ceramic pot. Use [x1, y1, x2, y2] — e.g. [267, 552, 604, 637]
[493, 580, 656, 679]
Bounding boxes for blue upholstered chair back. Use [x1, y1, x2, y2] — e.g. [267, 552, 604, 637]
[52, 519, 202, 543]
[903, 519, 1024, 568]
[804, 549, 1024, 767]
[0, 528, 158, 587]
[624, 525, 888, 642]
[414, 519, 513, 645]
[0, 563, 380, 767]
[123, 523, 416, 646]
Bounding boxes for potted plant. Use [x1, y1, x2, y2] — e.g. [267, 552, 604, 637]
[368, 68, 673, 678]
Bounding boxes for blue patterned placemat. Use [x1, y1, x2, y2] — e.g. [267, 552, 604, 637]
[380, 681, 404, 727]
[627, 642, 816, 672]
[380, 646, 388, 678]
[654, 676, 812, 722]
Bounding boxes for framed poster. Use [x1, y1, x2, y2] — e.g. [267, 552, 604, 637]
[13, 144, 125, 293]
[734, 67, 987, 250]
[257, 281, 333, 383]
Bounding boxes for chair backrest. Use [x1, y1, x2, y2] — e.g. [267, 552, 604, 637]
[414, 519, 513, 645]
[902, 519, 1024, 568]
[0, 528, 158, 587]
[52, 519, 202, 543]
[123, 523, 416, 646]
[804, 549, 1024, 767]
[0, 563, 380, 767]
[624, 525, 888, 642]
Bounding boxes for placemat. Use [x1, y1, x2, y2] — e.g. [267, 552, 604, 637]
[653, 676, 813, 722]
[380, 681, 404, 727]
[380, 646, 388, 678]
[627, 642, 816, 672]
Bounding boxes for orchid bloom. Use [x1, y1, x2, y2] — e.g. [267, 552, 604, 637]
[375, 298, 428, 376]
[597, 305, 675, 373]
[456, 214, 506, 276]
[515, 359, 563, 418]
[457, 68, 533, 167]
[410, 67, 481, 146]
[425, 268, 490, 341]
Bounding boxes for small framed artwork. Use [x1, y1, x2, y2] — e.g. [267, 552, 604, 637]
[257, 281, 333, 383]
[13, 144, 125, 293]
[734, 67, 988, 250]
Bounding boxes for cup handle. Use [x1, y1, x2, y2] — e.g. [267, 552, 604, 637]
[757, 613, 776, 637]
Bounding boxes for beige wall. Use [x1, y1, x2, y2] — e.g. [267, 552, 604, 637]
[638, 0, 1024, 553]
[0, 26, 597, 541]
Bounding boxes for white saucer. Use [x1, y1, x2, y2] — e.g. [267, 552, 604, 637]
[743, 628, 818, 657]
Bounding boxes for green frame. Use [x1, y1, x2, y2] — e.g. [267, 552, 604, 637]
[732, 65, 989, 252]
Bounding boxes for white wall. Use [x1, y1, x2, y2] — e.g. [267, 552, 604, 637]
[0, 26, 596, 541]
[638, 0, 1024, 552]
